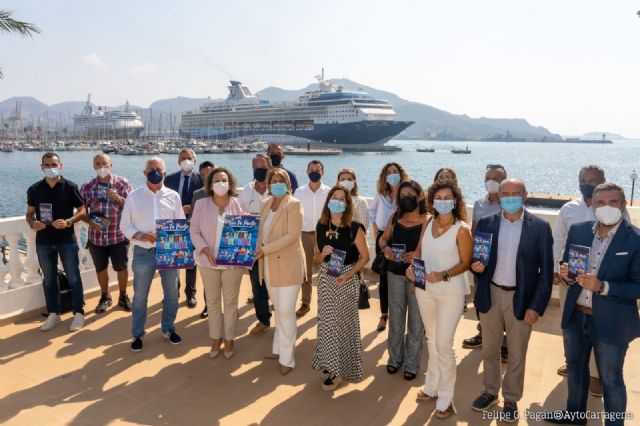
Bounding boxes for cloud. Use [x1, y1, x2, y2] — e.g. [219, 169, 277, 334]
[83, 53, 108, 70]
[130, 61, 156, 76]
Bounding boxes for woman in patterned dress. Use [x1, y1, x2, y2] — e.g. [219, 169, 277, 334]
[311, 185, 370, 391]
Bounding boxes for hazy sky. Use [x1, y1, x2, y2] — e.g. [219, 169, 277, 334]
[1, 0, 639, 137]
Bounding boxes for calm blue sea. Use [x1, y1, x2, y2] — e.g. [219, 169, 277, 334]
[2, 139, 639, 218]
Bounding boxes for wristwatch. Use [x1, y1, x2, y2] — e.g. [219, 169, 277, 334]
[443, 270, 450, 282]
[66, 219, 73, 228]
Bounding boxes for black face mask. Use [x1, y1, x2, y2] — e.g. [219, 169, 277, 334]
[399, 195, 418, 212]
[308, 171, 321, 183]
[579, 184, 596, 200]
[269, 154, 282, 167]
[253, 167, 268, 182]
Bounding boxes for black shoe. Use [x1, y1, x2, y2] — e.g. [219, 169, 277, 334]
[118, 294, 132, 311]
[463, 333, 482, 349]
[187, 297, 197, 309]
[471, 392, 498, 412]
[501, 346, 509, 363]
[95, 295, 113, 313]
[131, 337, 143, 352]
[502, 401, 518, 423]
[200, 306, 208, 319]
[544, 411, 587, 425]
[163, 331, 182, 345]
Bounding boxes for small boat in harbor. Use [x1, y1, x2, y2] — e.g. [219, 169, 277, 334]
[416, 147, 435, 153]
[451, 145, 471, 154]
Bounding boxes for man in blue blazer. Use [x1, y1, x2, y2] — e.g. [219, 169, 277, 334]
[547, 183, 640, 426]
[164, 148, 204, 309]
[470, 178, 554, 423]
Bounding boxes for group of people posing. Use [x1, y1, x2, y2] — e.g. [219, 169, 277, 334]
[25, 145, 639, 425]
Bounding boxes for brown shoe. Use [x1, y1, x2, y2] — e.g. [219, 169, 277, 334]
[589, 376, 603, 397]
[295, 303, 310, 318]
[279, 365, 294, 375]
[264, 353, 279, 360]
[434, 403, 456, 419]
[249, 322, 269, 337]
[557, 363, 568, 377]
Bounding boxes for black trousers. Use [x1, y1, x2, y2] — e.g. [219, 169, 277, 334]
[375, 230, 389, 315]
[179, 265, 198, 299]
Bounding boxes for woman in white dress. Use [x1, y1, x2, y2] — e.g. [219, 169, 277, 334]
[406, 180, 473, 419]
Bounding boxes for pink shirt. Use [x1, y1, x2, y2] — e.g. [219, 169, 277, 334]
[189, 196, 245, 268]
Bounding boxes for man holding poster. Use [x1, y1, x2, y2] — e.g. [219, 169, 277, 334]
[120, 157, 185, 352]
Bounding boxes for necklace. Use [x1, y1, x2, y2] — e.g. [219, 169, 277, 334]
[326, 222, 340, 240]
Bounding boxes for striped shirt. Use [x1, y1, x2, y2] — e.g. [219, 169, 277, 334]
[81, 174, 132, 246]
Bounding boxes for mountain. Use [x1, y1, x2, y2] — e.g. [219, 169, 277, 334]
[580, 132, 625, 140]
[1, 80, 560, 140]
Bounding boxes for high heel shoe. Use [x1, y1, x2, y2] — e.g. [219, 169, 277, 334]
[224, 350, 235, 360]
[209, 349, 221, 359]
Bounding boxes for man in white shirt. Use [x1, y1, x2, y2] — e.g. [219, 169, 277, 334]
[293, 159, 330, 318]
[239, 154, 273, 336]
[120, 157, 186, 352]
[552, 165, 606, 396]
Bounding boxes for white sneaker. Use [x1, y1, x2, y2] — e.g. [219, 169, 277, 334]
[69, 313, 85, 332]
[40, 313, 61, 331]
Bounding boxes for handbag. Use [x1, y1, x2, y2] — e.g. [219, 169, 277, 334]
[371, 251, 387, 275]
[358, 282, 370, 309]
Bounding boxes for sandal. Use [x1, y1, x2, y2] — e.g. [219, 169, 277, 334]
[377, 315, 388, 332]
[435, 403, 457, 419]
[416, 390, 437, 402]
[403, 371, 417, 381]
[386, 365, 399, 374]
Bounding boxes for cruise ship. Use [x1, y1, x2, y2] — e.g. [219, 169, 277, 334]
[180, 72, 414, 146]
[73, 94, 145, 139]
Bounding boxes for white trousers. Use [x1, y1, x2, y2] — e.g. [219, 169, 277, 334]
[266, 284, 300, 368]
[415, 289, 465, 411]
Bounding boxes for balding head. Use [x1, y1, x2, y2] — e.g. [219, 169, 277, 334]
[499, 178, 527, 197]
[93, 153, 112, 168]
[146, 156, 165, 172]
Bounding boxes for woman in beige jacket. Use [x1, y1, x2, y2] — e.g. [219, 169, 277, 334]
[255, 168, 305, 375]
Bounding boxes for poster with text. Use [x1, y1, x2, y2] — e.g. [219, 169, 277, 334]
[216, 215, 260, 268]
[155, 219, 195, 270]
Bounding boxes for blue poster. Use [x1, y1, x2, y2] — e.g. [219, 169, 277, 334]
[216, 215, 260, 268]
[155, 219, 195, 270]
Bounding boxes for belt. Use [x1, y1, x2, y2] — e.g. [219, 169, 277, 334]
[491, 281, 516, 291]
[302, 231, 316, 234]
[575, 304, 592, 315]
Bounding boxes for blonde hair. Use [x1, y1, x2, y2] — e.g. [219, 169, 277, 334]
[337, 168, 360, 196]
[266, 168, 292, 195]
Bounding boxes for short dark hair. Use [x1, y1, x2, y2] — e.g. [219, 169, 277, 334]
[486, 164, 507, 179]
[579, 165, 605, 182]
[593, 182, 625, 201]
[42, 152, 60, 163]
[204, 167, 238, 197]
[199, 161, 214, 170]
[307, 159, 324, 171]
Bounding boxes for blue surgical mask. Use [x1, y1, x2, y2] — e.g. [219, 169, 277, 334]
[433, 199, 455, 215]
[386, 173, 401, 186]
[328, 199, 346, 214]
[500, 196, 523, 213]
[147, 169, 164, 185]
[43, 167, 60, 179]
[270, 182, 287, 197]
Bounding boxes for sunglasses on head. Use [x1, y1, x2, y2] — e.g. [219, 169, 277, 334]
[486, 164, 504, 170]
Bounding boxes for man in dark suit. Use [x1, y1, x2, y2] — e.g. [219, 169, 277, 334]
[470, 178, 554, 423]
[164, 148, 204, 308]
[547, 183, 640, 426]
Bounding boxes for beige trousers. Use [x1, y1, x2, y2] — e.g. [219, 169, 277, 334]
[300, 231, 316, 305]
[479, 285, 533, 402]
[200, 267, 244, 340]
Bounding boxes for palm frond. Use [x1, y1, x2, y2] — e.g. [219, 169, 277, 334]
[0, 10, 40, 36]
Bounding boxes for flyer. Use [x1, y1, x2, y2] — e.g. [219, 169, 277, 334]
[568, 244, 590, 280]
[216, 215, 260, 268]
[472, 232, 493, 266]
[413, 258, 427, 290]
[39, 203, 53, 225]
[327, 249, 346, 277]
[155, 219, 194, 270]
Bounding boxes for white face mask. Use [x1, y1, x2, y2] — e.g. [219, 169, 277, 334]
[95, 167, 111, 179]
[180, 159, 194, 172]
[339, 179, 355, 191]
[212, 181, 229, 196]
[595, 205, 623, 226]
[485, 180, 500, 194]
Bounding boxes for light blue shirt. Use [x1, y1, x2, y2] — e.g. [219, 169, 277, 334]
[178, 171, 194, 198]
[492, 211, 524, 287]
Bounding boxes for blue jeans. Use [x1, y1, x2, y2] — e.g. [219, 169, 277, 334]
[250, 261, 271, 326]
[36, 242, 84, 314]
[564, 310, 628, 426]
[131, 246, 179, 339]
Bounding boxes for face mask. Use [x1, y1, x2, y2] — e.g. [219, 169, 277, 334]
[270, 182, 287, 197]
[147, 169, 164, 185]
[308, 171, 322, 183]
[253, 167, 268, 182]
[212, 181, 229, 196]
[386, 173, 401, 186]
[433, 199, 455, 215]
[269, 154, 282, 167]
[180, 159, 194, 172]
[595, 205, 622, 226]
[339, 179, 355, 191]
[399, 195, 418, 212]
[43, 167, 60, 179]
[579, 184, 596, 200]
[485, 180, 500, 194]
[328, 199, 346, 214]
[96, 167, 110, 179]
[500, 196, 523, 214]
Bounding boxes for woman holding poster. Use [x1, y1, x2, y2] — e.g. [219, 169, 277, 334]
[190, 167, 246, 360]
[255, 168, 305, 376]
[311, 186, 369, 391]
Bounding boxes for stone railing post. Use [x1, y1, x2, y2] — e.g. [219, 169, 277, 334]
[6, 233, 25, 289]
[23, 229, 42, 284]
